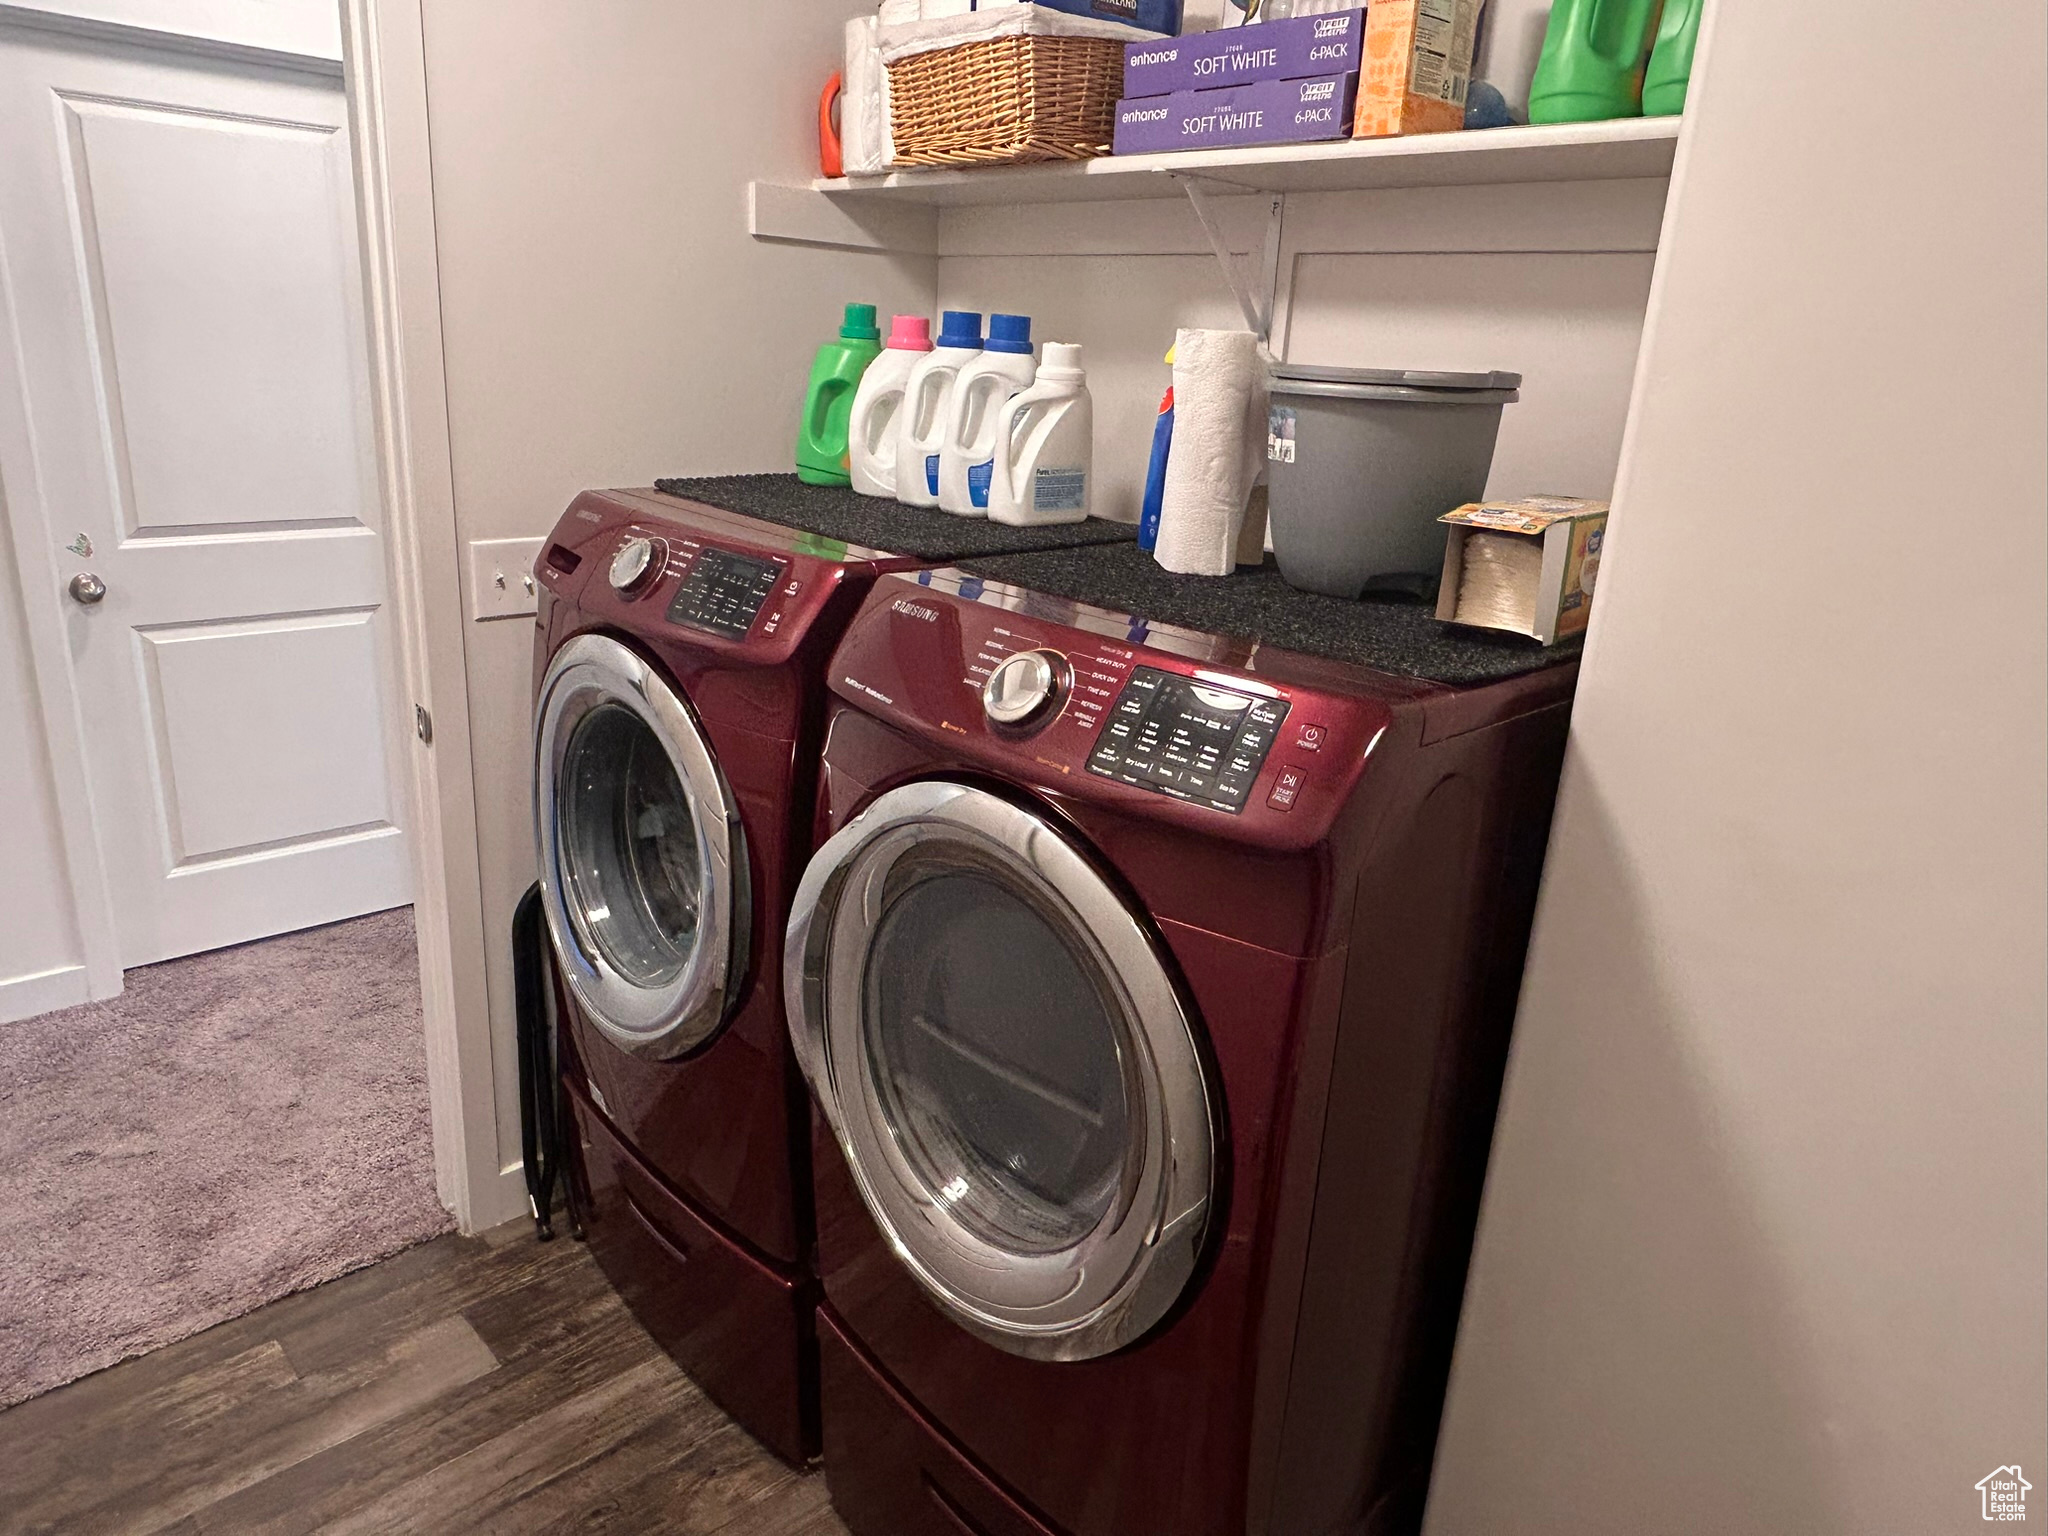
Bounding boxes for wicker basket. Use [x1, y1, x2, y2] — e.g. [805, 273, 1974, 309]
[888, 34, 1126, 168]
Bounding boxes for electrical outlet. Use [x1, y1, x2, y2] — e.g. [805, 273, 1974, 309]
[469, 537, 546, 621]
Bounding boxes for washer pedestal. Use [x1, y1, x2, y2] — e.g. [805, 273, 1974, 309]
[565, 1083, 817, 1465]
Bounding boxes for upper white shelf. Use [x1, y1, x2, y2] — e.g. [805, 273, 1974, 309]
[814, 117, 1681, 206]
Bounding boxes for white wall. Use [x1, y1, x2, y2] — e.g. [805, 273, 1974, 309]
[412, 0, 937, 1210]
[935, 177, 1666, 523]
[418, 0, 1664, 1216]
[1424, 0, 2048, 1527]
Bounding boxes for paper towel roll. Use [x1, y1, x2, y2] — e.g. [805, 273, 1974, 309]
[1153, 329, 1268, 576]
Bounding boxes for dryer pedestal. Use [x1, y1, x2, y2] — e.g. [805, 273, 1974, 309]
[565, 1084, 817, 1464]
[819, 1307, 1056, 1536]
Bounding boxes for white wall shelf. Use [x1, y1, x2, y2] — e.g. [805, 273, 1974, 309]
[750, 119, 1680, 253]
[809, 117, 1679, 207]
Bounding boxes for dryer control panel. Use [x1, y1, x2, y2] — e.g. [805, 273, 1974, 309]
[822, 570, 1411, 849]
[1088, 667, 1288, 814]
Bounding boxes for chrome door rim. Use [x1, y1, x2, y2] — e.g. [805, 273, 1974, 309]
[535, 633, 747, 1059]
[785, 780, 1214, 1361]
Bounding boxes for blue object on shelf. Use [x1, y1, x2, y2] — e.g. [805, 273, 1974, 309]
[1464, 78, 1519, 129]
[1138, 387, 1175, 551]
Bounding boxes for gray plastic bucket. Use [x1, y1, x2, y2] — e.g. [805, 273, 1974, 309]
[1265, 364, 1520, 600]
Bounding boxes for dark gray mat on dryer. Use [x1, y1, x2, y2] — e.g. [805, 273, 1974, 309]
[959, 543, 1584, 687]
[652, 474, 1136, 560]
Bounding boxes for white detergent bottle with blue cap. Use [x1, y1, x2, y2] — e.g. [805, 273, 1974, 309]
[938, 313, 1037, 517]
[895, 310, 982, 507]
[989, 343, 1093, 527]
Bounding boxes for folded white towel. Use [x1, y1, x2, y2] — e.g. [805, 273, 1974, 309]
[842, 16, 894, 175]
[879, 3, 1153, 65]
[1154, 329, 1268, 576]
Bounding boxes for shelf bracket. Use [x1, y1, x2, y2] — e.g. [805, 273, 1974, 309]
[1176, 177, 1285, 351]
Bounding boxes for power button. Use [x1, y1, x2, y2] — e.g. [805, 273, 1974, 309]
[1267, 766, 1306, 811]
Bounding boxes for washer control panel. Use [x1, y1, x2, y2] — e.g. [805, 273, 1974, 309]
[665, 546, 784, 638]
[1088, 666, 1289, 814]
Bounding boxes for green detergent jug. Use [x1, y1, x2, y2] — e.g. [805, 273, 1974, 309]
[1527, 0, 1661, 124]
[796, 302, 882, 487]
[1643, 0, 1701, 115]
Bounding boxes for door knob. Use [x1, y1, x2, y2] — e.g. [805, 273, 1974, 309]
[68, 572, 107, 606]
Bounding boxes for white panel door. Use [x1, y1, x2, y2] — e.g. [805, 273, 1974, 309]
[0, 24, 411, 967]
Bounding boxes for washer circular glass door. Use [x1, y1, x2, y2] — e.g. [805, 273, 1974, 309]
[535, 633, 748, 1059]
[785, 780, 1214, 1361]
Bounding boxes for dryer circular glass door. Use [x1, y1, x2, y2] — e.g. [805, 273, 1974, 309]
[785, 780, 1214, 1361]
[535, 633, 748, 1059]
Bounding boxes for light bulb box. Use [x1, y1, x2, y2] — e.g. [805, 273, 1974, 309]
[1435, 497, 1610, 645]
[1113, 71, 1358, 153]
[1123, 8, 1364, 94]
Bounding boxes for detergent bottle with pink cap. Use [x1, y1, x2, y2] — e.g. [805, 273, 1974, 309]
[847, 314, 933, 499]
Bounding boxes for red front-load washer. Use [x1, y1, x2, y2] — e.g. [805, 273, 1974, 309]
[783, 558, 1578, 1533]
[530, 480, 1133, 1464]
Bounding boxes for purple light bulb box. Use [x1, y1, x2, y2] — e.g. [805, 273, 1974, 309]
[1026, 0, 1184, 34]
[1123, 8, 1364, 95]
[1113, 73, 1358, 155]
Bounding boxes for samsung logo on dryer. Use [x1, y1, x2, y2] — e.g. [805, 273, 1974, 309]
[890, 598, 940, 623]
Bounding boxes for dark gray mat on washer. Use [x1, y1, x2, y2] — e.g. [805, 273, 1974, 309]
[651, 475, 1137, 560]
[959, 542, 1584, 686]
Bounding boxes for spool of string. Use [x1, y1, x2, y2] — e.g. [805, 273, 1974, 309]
[1453, 532, 1544, 633]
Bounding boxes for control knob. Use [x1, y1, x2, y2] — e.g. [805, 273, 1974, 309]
[982, 649, 1064, 729]
[609, 535, 663, 596]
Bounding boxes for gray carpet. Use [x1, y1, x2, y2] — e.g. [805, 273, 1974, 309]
[0, 908, 453, 1408]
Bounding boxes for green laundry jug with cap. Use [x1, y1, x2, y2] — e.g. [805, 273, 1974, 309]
[1527, 0, 1661, 124]
[796, 302, 882, 487]
[1643, 0, 1702, 115]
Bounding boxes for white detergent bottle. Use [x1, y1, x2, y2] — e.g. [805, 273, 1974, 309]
[894, 310, 982, 507]
[938, 313, 1037, 517]
[847, 314, 932, 498]
[988, 342, 1093, 526]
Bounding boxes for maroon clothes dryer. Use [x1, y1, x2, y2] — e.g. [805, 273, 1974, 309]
[531, 482, 1132, 1464]
[783, 561, 1577, 1533]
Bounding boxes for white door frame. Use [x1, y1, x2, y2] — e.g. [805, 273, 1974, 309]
[0, 238, 121, 1014]
[339, 0, 506, 1231]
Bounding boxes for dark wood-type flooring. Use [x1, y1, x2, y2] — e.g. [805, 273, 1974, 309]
[0, 1221, 852, 1535]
